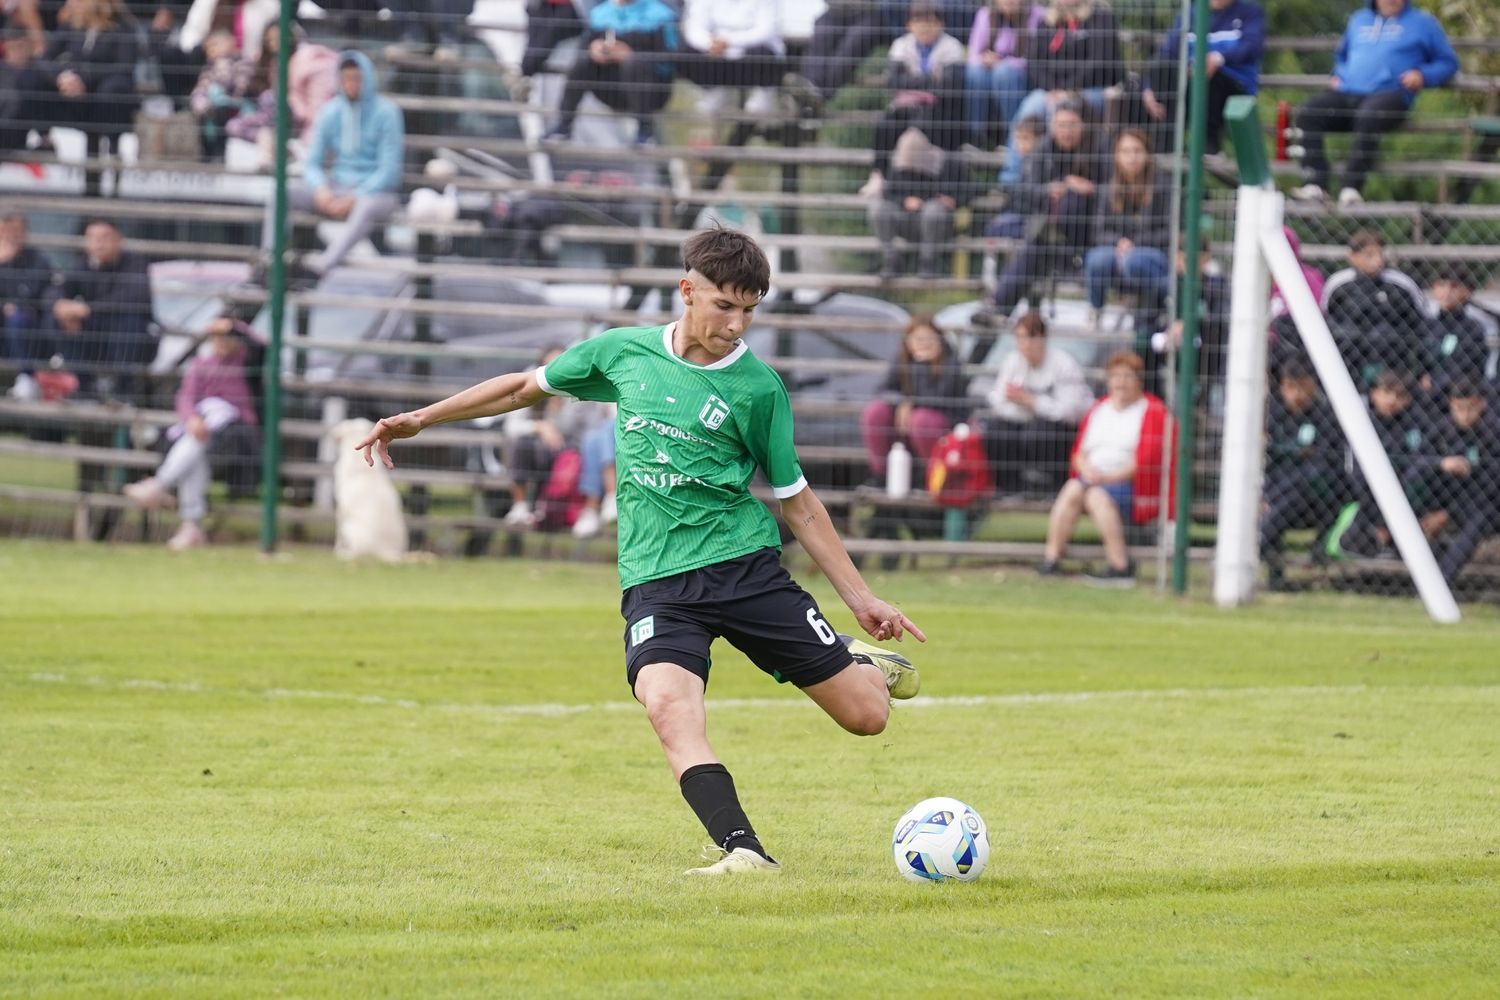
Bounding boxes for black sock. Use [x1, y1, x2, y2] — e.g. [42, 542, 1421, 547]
[678, 763, 769, 860]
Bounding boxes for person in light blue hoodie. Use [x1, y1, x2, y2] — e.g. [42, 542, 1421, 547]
[260, 50, 405, 277]
[1292, 0, 1457, 207]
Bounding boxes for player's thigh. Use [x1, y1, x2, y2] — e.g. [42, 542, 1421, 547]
[717, 559, 852, 691]
[620, 589, 718, 696]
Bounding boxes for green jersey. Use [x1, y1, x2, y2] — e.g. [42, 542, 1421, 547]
[537, 324, 806, 589]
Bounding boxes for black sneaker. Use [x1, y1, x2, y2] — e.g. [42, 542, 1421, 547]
[1084, 562, 1136, 588]
[1036, 560, 1061, 577]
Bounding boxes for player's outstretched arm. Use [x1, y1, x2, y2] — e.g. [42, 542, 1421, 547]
[779, 486, 926, 644]
[355, 370, 548, 468]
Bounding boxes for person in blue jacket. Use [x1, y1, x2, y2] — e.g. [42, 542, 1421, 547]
[1291, 0, 1457, 207]
[1141, 0, 1264, 155]
[259, 50, 405, 278]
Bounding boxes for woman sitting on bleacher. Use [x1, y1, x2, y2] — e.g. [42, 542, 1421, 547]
[123, 315, 262, 552]
[860, 317, 971, 490]
[225, 21, 338, 164]
[1082, 129, 1171, 332]
[31, 0, 139, 152]
[676, 0, 788, 118]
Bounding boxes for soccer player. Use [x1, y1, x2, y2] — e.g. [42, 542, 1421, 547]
[355, 228, 925, 876]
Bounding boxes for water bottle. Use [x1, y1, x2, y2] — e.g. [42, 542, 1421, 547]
[885, 441, 912, 499]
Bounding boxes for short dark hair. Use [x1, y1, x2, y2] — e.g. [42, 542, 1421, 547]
[1448, 377, 1483, 400]
[1279, 358, 1314, 382]
[1372, 369, 1412, 394]
[682, 227, 771, 298]
[81, 217, 119, 235]
[1013, 312, 1047, 339]
[1430, 266, 1474, 289]
[907, 2, 942, 23]
[1347, 228, 1384, 253]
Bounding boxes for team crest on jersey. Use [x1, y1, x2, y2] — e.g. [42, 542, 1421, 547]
[699, 395, 730, 430]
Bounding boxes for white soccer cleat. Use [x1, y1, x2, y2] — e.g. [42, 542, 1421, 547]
[841, 634, 920, 700]
[684, 846, 782, 877]
[571, 507, 601, 539]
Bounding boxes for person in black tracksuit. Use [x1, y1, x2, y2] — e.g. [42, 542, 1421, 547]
[1422, 269, 1496, 399]
[1320, 229, 1427, 389]
[1324, 370, 1435, 560]
[0, 213, 57, 375]
[1259, 361, 1346, 588]
[1411, 380, 1500, 583]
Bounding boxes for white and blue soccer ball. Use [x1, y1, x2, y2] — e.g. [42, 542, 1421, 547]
[892, 796, 989, 883]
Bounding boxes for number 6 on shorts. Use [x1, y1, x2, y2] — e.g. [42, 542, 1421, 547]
[806, 607, 837, 645]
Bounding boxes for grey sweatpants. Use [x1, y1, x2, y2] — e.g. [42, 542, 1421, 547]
[262, 181, 400, 273]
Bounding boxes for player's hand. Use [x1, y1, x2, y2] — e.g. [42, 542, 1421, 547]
[356, 412, 423, 468]
[854, 598, 926, 644]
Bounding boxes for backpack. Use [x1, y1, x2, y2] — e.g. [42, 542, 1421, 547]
[534, 448, 585, 532]
[926, 426, 991, 508]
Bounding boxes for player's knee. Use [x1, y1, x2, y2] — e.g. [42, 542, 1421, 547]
[842, 700, 889, 737]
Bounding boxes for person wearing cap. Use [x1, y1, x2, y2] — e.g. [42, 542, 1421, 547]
[258, 50, 404, 278]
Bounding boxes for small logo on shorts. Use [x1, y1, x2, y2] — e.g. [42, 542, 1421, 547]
[630, 616, 655, 647]
[699, 395, 730, 431]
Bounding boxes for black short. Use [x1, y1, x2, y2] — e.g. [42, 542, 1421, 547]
[619, 547, 853, 692]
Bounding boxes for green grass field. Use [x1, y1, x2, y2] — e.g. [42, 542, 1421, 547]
[3, 541, 1498, 998]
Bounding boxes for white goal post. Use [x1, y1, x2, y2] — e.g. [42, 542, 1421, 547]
[1212, 99, 1461, 623]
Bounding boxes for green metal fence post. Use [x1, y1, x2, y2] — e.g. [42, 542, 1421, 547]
[1171, 0, 1212, 594]
[259, 0, 294, 553]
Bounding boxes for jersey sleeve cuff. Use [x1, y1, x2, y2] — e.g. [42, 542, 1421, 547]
[771, 475, 808, 499]
[534, 365, 568, 397]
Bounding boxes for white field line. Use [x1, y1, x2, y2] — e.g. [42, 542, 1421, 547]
[20, 673, 1494, 721]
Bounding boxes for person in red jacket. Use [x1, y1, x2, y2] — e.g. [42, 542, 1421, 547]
[1038, 350, 1174, 586]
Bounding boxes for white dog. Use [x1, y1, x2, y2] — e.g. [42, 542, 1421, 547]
[329, 418, 408, 563]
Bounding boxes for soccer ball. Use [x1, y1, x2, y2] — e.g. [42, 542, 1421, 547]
[891, 796, 989, 883]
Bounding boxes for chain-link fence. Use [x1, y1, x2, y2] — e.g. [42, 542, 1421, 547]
[0, 0, 1496, 600]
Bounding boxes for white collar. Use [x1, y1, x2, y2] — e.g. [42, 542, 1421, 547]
[661, 320, 747, 371]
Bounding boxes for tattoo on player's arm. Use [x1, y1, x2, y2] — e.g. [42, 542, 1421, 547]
[801, 513, 817, 527]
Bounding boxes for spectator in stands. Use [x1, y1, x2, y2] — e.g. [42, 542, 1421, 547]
[0, 213, 57, 396]
[1258, 359, 1346, 590]
[1269, 225, 1324, 321]
[1150, 234, 1229, 403]
[1142, 0, 1264, 156]
[188, 29, 254, 159]
[963, 0, 1044, 150]
[0, 0, 46, 51]
[676, 0, 787, 118]
[122, 314, 260, 551]
[1321, 229, 1426, 389]
[859, 2, 967, 199]
[869, 127, 971, 279]
[1291, 0, 1458, 208]
[1323, 369, 1431, 560]
[1420, 379, 1500, 584]
[0, 27, 50, 153]
[177, 0, 279, 61]
[258, 50, 403, 278]
[32, 0, 140, 155]
[572, 404, 617, 539]
[386, 0, 472, 61]
[1039, 350, 1171, 586]
[981, 311, 1092, 493]
[1010, 0, 1124, 129]
[226, 22, 339, 159]
[971, 98, 1102, 340]
[542, 0, 679, 145]
[781, 1, 908, 114]
[981, 112, 1044, 241]
[520, 0, 590, 80]
[1423, 268, 1497, 399]
[1083, 129, 1171, 332]
[42, 218, 155, 399]
[860, 316, 971, 489]
[499, 345, 606, 528]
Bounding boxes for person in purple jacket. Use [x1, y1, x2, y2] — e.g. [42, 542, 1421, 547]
[1141, 0, 1264, 155]
[964, 0, 1045, 150]
[1291, 0, 1458, 207]
[124, 316, 262, 551]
